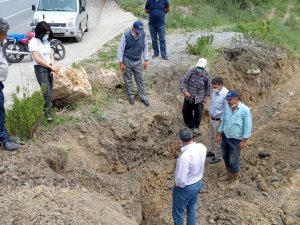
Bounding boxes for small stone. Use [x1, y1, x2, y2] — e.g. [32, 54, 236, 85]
[257, 178, 268, 191]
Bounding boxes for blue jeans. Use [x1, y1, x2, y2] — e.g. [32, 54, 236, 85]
[221, 134, 241, 174]
[172, 179, 203, 225]
[0, 82, 10, 144]
[149, 25, 167, 57]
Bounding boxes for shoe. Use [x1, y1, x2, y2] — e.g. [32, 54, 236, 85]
[128, 98, 135, 105]
[219, 173, 232, 182]
[208, 157, 222, 164]
[192, 128, 199, 134]
[206, 151, 215, 157]
[47, 117, 53, 122]
[141, 98, 150, 106]
[162, 55, 168, 60]
[230, 179, 240, 189]
[3, 141, 19, 151]
[152, 54, 159, 59]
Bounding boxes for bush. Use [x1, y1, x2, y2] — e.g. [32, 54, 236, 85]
[6, 87, 45, 140]
[186, 35, 219, 63]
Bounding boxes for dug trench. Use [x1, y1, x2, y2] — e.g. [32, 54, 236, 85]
[0, 43, 300, 225]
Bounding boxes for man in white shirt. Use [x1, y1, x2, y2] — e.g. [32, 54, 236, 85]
[172, 127, 207, 225]
[208, 77, 228, 164]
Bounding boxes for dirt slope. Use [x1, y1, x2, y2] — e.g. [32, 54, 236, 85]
[0, 32, 299, 225]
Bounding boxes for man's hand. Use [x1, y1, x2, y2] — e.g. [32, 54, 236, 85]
[239, 139, 247, 149]
[183, 91, 191, 98]
[143, 60, 149, 69]
[119, 63, 126, 73]
[215, 133, 222, 145]
[203, 98, 208, 104]
[51, 65, 58, 73]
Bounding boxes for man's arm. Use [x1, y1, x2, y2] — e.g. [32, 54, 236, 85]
[165, 0, 170, 13]
[117, 34, 126, 73]
[0, 57, 8, 81]
[143, 35, 149, 61]
[145, 0, 150, 14]
[239, 107, 252, 149]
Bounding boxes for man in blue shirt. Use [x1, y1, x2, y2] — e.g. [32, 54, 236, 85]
[145, 0, 170, 60]
[216, 90, 252, 189]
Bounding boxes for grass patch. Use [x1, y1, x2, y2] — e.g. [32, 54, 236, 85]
[186, 35, 219, 64]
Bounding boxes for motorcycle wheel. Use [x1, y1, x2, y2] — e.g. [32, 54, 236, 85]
[51, 39, 66, 61]
[2, 41, 25, 63]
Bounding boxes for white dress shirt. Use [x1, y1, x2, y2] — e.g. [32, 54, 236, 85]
[209, 86, 229, 119]
[175, 142, 207, 188]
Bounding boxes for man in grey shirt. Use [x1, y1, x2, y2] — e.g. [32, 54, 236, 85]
[208, 77, 228, 164]
[117, 21, 150, 106]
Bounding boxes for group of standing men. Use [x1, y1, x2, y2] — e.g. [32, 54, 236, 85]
[173, 59, 253, 224]
[116, 1, 253, 224]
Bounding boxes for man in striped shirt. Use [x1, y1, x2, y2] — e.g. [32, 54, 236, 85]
[179, 58, 211, 134]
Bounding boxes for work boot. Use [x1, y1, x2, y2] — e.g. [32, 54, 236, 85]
[206, 151, 215, 157]
[230, 173, 240, 189]
[219, 167, 232, 181]
[208, 157, 222, 164]
[128, 97, 135, 105]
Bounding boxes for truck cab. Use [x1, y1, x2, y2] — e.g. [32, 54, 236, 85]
[31, 0, 88, 42]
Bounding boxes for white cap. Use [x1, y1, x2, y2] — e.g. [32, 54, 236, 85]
[196, 58, 207, 68]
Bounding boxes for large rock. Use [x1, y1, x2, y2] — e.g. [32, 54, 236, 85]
[52, 67, 92, 104]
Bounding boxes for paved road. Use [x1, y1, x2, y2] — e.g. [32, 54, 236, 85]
[1, 0, 136, 106]
[0, 0, 38, 34]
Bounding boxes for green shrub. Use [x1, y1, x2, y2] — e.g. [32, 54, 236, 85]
[6, 87, 45, 140]
[186, 35, 219, 63]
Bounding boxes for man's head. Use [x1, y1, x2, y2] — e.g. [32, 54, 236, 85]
[132, 20, 144, 37]
[226, 90, 239, 108]
[211, 77, 224, 93]
[0, 18, 9, 43]
[196, 58, 207, 73]
[179, 127, 193, 145]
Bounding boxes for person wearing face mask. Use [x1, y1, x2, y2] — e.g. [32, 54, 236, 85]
[207, 77, 228, 164]
[29, 21, 58, 122]
[179, 58, 211, 134]
[216, 90, 252, 189]
[117, 21, 149, 106]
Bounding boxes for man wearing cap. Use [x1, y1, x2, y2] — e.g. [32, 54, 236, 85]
[208, 77, 228, 164]
[172, 127, 207, 225]
[145, 0, 170, 60]
[179, 58, 211, 134]
[216, 90, 252, 189]
[117, 21, 150, 106]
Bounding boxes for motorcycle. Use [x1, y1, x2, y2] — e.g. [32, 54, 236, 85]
[2, 31, 66, 63]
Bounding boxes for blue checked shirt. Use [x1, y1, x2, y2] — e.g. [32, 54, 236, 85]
[179, 68, 211, 104]
[218, 102, 252, 140]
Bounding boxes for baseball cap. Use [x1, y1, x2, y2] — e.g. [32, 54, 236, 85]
[226, 90, 239, 100]
[196, 58, 207, 68]
[133, 21, 144, 34]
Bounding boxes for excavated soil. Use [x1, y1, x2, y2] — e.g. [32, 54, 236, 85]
[0, 33, 300, 225]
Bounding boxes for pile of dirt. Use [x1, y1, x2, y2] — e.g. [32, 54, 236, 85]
[1, 34, 299, 225]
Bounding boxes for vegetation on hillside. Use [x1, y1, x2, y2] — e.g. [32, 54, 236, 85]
[116, 0, 300, 56]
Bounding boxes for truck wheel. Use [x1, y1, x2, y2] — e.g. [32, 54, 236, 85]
[74, 27, 83, 42]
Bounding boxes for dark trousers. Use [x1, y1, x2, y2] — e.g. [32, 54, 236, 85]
[182, 99, 204, 129]
[0, 82, 10, 144]
[34, 65, 53, 114]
